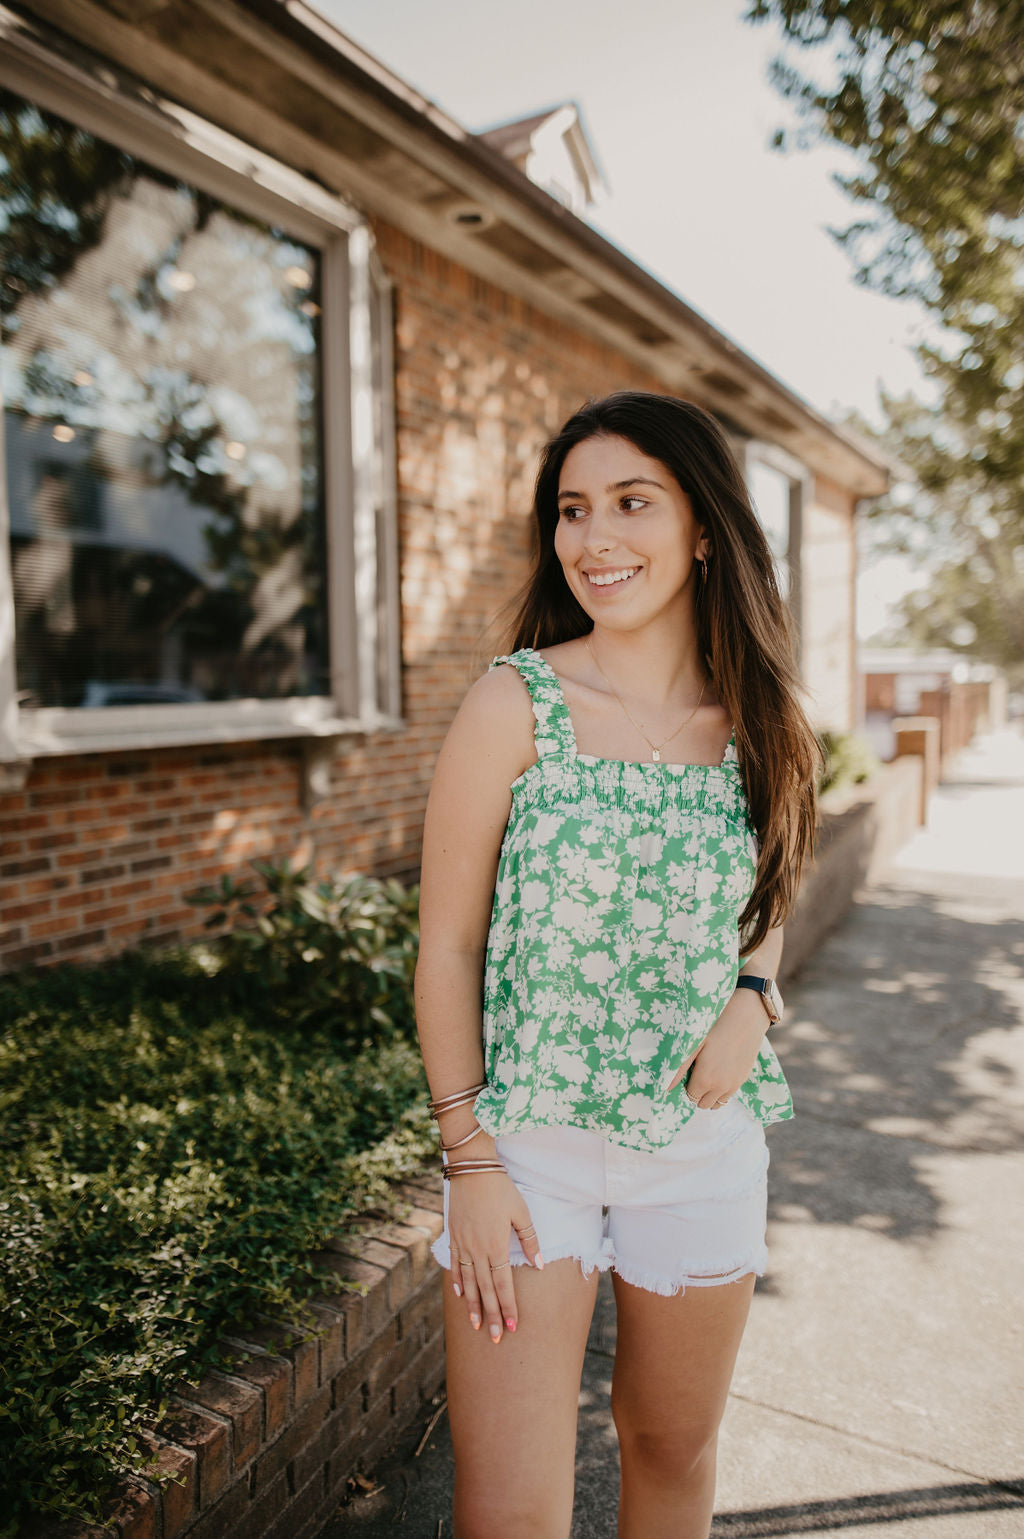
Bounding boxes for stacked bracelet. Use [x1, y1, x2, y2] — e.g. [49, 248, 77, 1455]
[429, 1083, 492, 1168]
[439, 1122, 486, 1153]
[442, 1160, 505, 1181]
[427, 1080, 487, 1120]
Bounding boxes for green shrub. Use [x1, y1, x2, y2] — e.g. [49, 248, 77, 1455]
[0, 871, 433, 1535]
[186, 860, 419, 1049]
[817, 728, 882, 796]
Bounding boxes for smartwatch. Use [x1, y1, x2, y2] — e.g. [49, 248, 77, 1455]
[735, 974, 784, 1025]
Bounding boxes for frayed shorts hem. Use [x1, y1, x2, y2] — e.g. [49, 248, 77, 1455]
[430, 1233, 768, 1296]
[609, 1245, 768, 1296]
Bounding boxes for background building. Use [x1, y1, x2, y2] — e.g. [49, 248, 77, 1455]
[860, 646, 1007, 765]
[0, 0, 889, 970]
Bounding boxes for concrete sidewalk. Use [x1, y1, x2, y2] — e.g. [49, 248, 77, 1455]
[321, 728, 1024, 1537]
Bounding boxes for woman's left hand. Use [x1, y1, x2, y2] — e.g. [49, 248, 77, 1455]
[664, 988, 769, 1107]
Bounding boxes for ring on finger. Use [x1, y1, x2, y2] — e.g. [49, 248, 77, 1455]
[458, 1259, 475, 1269]
[490, 1260, 511, 1271]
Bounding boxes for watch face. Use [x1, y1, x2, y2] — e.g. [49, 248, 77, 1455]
[765, 980, 783, 1020]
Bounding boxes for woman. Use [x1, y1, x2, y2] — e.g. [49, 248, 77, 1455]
[415, 391, 819, 1539]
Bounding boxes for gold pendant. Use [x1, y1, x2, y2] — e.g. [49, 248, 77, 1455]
[652, 747, 662, 762]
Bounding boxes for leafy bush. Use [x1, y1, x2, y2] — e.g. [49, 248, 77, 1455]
[186, 860, 420, 1048]
[0, 871, 433, 1535]
[817, 728, 881, 796]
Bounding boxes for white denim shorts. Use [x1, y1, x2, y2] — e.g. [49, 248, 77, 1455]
[430, 1098, 770, 1297]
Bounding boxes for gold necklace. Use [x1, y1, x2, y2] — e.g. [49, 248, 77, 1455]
[584, 636, 709, 763]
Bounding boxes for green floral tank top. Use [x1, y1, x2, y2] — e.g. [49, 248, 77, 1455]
[471, 647, 794, 1152]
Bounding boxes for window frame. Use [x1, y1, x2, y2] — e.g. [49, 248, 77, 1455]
[739, 437, 809, 669]
[0, 31, 403, 778]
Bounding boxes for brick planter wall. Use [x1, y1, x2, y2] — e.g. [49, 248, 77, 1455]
[780, 755, 923, 987]
[34, 1174, 446, 1539]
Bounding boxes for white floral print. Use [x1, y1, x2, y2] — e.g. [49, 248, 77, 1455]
[472, 648, 795, 1152]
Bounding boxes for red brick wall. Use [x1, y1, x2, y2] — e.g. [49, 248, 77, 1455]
[34, 1174, 448, 1539]
[1, 218, 668, 972]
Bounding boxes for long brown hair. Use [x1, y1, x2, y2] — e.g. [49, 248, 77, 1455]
[498, 390, 821, 954]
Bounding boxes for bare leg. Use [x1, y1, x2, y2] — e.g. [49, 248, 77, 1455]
[610, 1269, 757, 1539]
[444, 1257, 600, 1539]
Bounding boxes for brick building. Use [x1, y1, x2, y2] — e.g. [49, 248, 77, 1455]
[0, 0, 890, 972]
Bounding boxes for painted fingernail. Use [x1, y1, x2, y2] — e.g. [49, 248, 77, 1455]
[489, 1324, 502, 1342]
[469, 1312, 480, 1328]
[506, 1317, 516, 1332]
[453, 1282, 462, 1298]
[535, 1253, 545, 1270]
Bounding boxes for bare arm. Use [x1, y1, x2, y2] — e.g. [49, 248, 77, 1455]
[414, 662, 535, 1115]
[414, 663, 543, 1342]
[738, 921, 784, 982]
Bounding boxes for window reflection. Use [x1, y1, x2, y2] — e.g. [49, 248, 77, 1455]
[1, 89, 329, 708]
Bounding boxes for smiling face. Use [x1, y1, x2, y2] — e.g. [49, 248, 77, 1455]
[553, 433, 709, 630]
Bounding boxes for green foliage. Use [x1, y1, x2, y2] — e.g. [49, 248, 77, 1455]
[185, 860, 420, 1049]
[746, 1, 1024, 310]
[0, 875, 432, 1534]
[817, 728, 881, 795]
[866, 391, 1024, 685]
[747, 1, 1024, 681]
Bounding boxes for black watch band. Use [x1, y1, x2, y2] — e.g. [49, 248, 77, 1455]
[735, 974, 783, 1024]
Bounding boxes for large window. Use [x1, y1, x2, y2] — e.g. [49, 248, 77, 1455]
[0, 59, 399, 771]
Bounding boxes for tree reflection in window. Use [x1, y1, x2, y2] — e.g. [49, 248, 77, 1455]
[1, 88, 328, 708]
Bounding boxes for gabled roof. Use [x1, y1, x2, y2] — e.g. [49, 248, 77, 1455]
[480, 106, 567, 152]
[479, 102, 607, 211]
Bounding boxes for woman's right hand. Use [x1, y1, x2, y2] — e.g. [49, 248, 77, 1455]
[448, 1170, 544, 1343]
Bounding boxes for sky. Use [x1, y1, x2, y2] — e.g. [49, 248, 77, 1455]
[311, 0, 932, 635]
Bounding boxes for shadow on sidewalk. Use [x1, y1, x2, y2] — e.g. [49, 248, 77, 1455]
[709, 1474, 1024, 1534]
[761, 879, 1024, 1256]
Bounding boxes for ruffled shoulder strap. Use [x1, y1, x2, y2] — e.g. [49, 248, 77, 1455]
[488, 647, 577, 761]
[721, 727, 738, 767]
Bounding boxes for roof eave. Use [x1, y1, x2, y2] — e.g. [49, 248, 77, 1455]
[12, 0, 891, 495]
